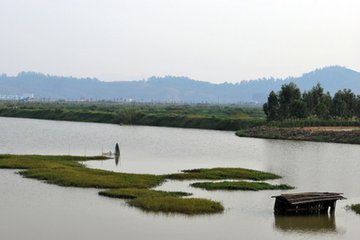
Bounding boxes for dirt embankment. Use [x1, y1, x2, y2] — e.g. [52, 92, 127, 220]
[236, 126, 360, 144]
[302, 126, 359, 132]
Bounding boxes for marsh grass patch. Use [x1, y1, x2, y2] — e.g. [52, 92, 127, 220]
[99, 188, 223, 215]
[99, 188, 191, 199]
[0, 154, 223, 214]
[191, 181, 294, 191]
[129, 197, 224, 215]
[167, 167, 280, 181]
[0, 154, 292, 215]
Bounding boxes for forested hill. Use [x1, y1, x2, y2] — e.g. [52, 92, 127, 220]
[0, 66, 359, 103]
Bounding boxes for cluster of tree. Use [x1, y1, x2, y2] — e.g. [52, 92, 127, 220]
[263, 83, 360, 120]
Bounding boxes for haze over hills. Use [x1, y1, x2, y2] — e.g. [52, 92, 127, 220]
[0, 66, 359, 103]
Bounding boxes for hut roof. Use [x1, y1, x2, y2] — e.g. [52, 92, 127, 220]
[272, 192, 345, 205]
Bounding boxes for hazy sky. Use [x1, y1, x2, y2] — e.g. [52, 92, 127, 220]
[0, 0, 359, 83]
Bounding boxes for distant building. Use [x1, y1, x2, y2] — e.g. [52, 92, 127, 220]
[0, 93, 34, 101]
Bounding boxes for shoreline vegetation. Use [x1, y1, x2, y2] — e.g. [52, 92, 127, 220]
[0, 154, 292, 215]
[0, 95, 359, 144]
[0, 101, 264, 131]
[254, 82, 360, 144]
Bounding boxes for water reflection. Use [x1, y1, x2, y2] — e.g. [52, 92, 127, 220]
[274, 214, 339, 234]
[115, 154, 121, 166]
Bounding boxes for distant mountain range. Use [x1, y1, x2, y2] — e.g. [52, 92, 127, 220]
[0, 66, 359, 103]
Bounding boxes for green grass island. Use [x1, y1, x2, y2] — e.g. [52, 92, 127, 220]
[0, 154, 293, 215]
[190, 181, 294, 191]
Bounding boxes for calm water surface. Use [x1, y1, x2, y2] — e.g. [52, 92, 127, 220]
[1, 117, 360, 240]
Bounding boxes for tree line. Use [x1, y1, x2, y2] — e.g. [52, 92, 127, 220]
[263, 83, 360, 121]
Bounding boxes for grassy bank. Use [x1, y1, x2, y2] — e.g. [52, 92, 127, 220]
[190, 181, 294, 191]
[0, 154, 294, 215]
[0, 101, 264, 131]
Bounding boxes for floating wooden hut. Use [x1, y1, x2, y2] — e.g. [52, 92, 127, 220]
[272, 192, 345, 215]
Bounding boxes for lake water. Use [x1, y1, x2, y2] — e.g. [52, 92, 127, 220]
[1, 116, 360, 240]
